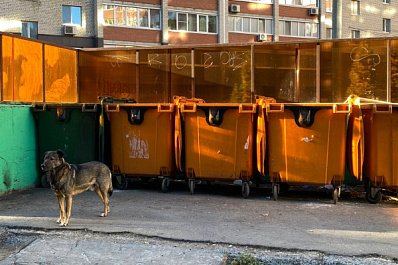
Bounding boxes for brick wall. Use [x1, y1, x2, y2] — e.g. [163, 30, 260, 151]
[104, 27, 161, 43]
[279, 6, 317, 20]
[169, 0, 218, 10]
[121, 0, 161, 5]
[229, 32, 271, 43]
[168, 32, 218, 44]
[229, 1, 273, 16]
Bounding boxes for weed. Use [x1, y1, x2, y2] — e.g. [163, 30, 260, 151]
[229, 254, 264, 265]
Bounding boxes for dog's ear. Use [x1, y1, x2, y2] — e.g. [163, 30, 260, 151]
[56, 149, 65, 158]
[42, 151, 49, 161]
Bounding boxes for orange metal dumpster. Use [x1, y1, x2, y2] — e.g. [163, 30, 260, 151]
[175, 97, 257, 198]
[359, 103, 398, 203]
[261, 102, 352, 203]
[105, 103, 176, 192]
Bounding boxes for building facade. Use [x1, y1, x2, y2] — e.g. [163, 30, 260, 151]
[0, 1, 397, 48]
[322, 0, 397, 39]
[0, 0, 103, 48]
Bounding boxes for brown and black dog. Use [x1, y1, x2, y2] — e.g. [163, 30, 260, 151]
[41, 150, 113, 227]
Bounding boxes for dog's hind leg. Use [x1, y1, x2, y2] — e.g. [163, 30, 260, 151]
[56, 195, 65, 224]
[100, 190, 109, 217]
[94, 187, 107, 215]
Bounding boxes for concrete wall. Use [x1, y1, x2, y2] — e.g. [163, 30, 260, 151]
[0, 105, 39, 195]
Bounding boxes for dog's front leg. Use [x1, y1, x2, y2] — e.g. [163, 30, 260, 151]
[56, 195, 65, 224]
[61, 195, 72, 227]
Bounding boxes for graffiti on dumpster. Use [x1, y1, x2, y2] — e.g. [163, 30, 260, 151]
[126, 132, 149, 159]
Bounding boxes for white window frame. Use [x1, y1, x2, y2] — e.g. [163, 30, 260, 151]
[326, 28, 333, 39]
[351, 1, 360, 16]
[62, 5, 82, 26]
[351, 30, 360, 38]
[22, 21, 38, 39]
[168, 11, 218, 34]
[279, 0, 318, 7]
[230, 0, 273, 3]
[325, 0, 333, 12]
[383, 0, 391, 4]
[103, 4, 161, 30]
[279, 20, 319, 38]
[229, 16, 273, 34]
[383, 18, 391, 33]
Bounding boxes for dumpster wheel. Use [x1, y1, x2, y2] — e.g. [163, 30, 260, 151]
[366, 189, 382, 204]
[272, 184, 279, 201]
[189, 179, 195, 195]
[332, 187, 340, 204]
[242, 182, 250, 199]
[161, 178, 170, 193]
[114, 175, 128, 190]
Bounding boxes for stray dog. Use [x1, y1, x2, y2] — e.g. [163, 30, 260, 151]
[41, 150, 113, 227]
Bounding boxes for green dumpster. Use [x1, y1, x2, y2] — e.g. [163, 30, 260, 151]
[32, 103, 100, 186]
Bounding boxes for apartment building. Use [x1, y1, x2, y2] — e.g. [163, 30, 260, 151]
[0, 0, 103, 48]
[322, 0, 397, 39]
[0, 1, 397, 47]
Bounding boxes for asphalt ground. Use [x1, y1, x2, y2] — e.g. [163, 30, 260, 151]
[0, 182, 398, 264]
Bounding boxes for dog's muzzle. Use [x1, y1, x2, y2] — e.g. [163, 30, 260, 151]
[41, 164, 46, 171]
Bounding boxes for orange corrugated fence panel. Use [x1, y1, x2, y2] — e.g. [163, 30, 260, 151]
[45, 45, 77, 103]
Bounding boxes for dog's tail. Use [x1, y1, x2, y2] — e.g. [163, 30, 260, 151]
[108, 172, 113, 197]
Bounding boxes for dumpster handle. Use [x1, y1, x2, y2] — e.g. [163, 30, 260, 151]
[31, 103, 46, 111]
[105, 104, 120, 112]
[158, 104, 174, 113]
[333, 104, 351, 114]
[181, 104, 197, 113]
[239, 104, 256, 113]
[373, 104, 392, 114]
[82, 104, 98, 112]
[266, 104, 284, 113]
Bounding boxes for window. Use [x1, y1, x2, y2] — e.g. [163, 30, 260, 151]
[178, 13, 187, 31]
[383, 18, 391, 33]
[326, 0, 333, 12]
[229, 16, 273, 34]
[243, 17, 250, 32]
[139, 8, 149, 27]
[22, 21, 38, 39]
[188, 14, 197, 32]
[279, 0, 317, 6]
[383, 0, 391, 4]
[351, 1, 360, 15]
[279, 20, 319, 38]
[199, 15, 207, 32]
[168, 12, 177, 30]
[62, 5, 81, 25]
[326, 28, 332, 38]
[126, 7, 137, 27]
[115, 6, 126, 25]
[103, 5, 160, 29]
[351, 30, 360, 38]
[168, 11, 217, 33]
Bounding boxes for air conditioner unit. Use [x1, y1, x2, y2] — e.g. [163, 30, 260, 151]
[258, 33, 267, 42]
[64, 25, 76, 35]
[309, 7, 319, 15]
[230, 4, 241, 13]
